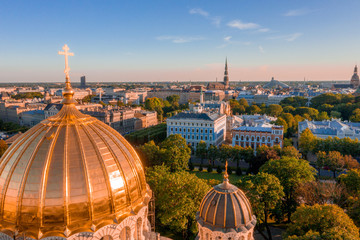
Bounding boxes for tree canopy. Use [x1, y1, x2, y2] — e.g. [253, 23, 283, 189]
[260, 157, 316, 221]
[238, 172, 284, 240]
[284, 204, 359, 240]
[146, 165, 210, 238]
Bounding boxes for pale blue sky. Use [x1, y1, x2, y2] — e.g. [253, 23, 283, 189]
[0, 0, 359, 82]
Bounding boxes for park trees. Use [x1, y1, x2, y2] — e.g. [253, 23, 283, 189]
[281, 146, 301, 159]
[298, 128, 316, 157]
[316, 151, 344, 178]
[260, 157, 316, 222]
[146, 165, 210, 239]
[248, 105, 261, 114]
[249, 145, 280, 174]
[238, 172, 284, 240]
[266, 104, 283, 117]
[159, 134, 191, 172]
[196, 140, 207, 165]
[138, 140, 163, 167]
[139, 134, 191, 171]
[207, 144, 219, 166]
[284, 204, 359, 240]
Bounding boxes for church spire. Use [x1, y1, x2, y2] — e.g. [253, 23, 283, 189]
[58, 44, 77, 105]
[223, 57, 229, 88]
[355, 65, 358, 74]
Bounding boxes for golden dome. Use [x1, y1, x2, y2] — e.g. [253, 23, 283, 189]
[0, 78, 150, 238]
[197, 173, 256, 231]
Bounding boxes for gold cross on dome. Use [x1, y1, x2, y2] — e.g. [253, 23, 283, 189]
[58, 44, 74, 79]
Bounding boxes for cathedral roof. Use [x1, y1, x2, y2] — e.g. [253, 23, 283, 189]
[0, 45, 150, 239]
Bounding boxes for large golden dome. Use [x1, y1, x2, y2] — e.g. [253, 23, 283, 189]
[0, 66, 150, 238]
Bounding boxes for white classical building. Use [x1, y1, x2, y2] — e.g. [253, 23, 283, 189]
[298, 119, 360, 140]
[166, 111, 226, 149]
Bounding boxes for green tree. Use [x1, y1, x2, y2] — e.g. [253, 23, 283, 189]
[0, 139, 8, 157]
[138, 140, 162, 167]
[283, 106, 296, 113]
[294, 107, 319, 120]
[284, 204, 359, 240]
[159, 134, 191, 172]
[330, 110, 342, 118]
[146, 165, 210, 239]
[239, 98, 249, 108]
[310, 93, 341, 108]
[267, 104, 283, 117]
[316, 151, 344, 178]
[281, 146, 301, 159]
[145, 97, 165, 121]
[260, 157, 316, 222]
[350, 108, 360, 122]
[338, 169, 360, 196]
[275, 117, 288, 134]
[196, 141, 207, 165]
[238, 172, 284, 240]
[250, 145, 280, 174]
[12, 92, 43, 99]
[316, 111, 329, 121]
[248, 105, 261, 114]
[82, 94, 96, 103]
[280, 96, 308, 108]
[299, 128, 316, 157]
[166, 95, 180, 105]
[208, 145, 218, 166]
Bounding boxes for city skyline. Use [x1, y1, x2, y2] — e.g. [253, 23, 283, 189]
[1, 0, 360, 82]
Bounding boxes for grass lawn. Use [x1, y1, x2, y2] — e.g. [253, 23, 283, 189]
[190, 170, 243, 183]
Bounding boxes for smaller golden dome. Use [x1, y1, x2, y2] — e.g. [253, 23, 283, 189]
[197, 167, 256, 231]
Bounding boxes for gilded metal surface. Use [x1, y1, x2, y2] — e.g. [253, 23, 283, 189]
[0, 104, 149, 239]
[0, 69, 149, 239]
[198, 178, 254, 229]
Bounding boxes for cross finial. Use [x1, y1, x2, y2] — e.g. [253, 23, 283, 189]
[58, 44, 74, 80]
[224, 160, 229, 181]
[58, 44, 77, 105]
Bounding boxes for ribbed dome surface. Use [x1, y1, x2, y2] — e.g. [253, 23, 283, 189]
[198, 181, 254, 229]
[0, 104, 149, 239]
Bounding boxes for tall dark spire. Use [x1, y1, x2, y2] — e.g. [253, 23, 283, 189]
[355, 65, 358, 74]
[223, 57, 229, 88]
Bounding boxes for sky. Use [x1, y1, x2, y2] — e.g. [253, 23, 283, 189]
[0, 0, 360, 83]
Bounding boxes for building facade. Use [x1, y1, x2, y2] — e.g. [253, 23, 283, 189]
[232, 125, 284, 150]
[298, 119, 360, 140]
[166, 112, 226, 149]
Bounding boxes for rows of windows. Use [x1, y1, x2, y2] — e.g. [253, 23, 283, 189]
[170, 121, 213, 127]
[169, 127, 212, 134]
[235, 135, 276, 143]
[182, 134, 212, 141]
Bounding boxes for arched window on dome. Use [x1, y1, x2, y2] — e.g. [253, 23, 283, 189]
[120, 226, 131, 240]
[100, 236, 113, 240]
[137, 218, 142, 239]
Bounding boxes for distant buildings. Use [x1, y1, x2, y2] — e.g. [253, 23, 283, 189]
[166, 112, 227, 149]
[80, 76, 86, 89]
[298, 119, 360, 140]
[351, 65, 360, 88]
[333, 65, 359, 89]
[263, 77, 289, 89]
